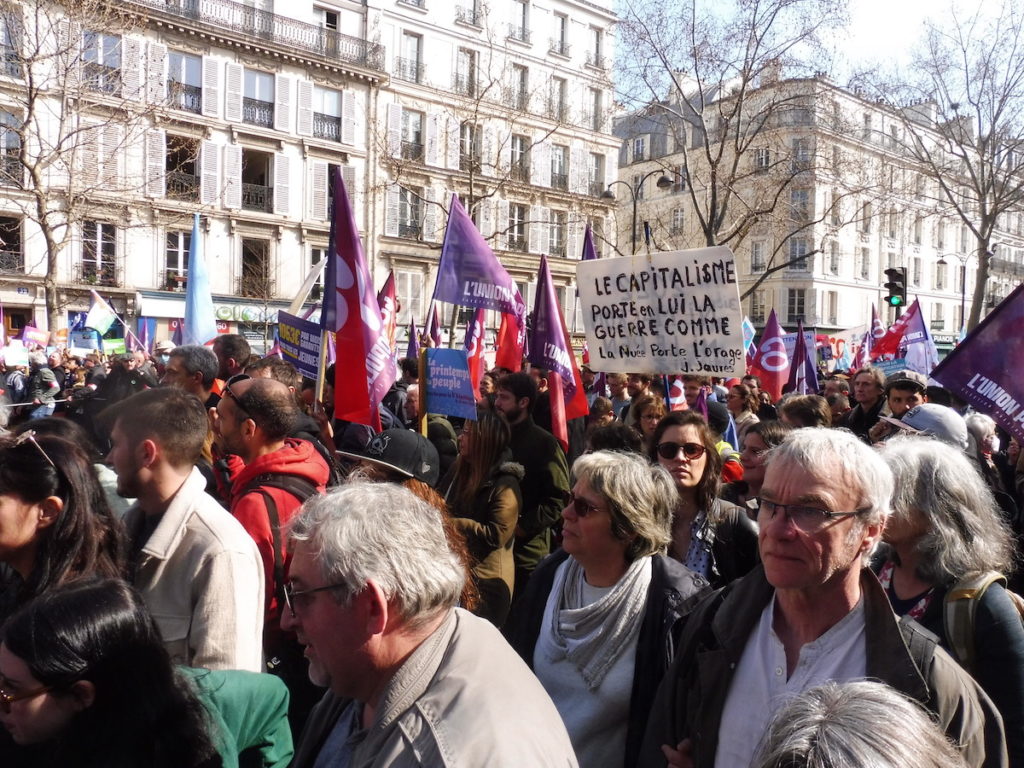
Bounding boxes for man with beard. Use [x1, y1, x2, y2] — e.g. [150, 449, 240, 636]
[493, 372, 569, 602]
[104, 387, 264, 671]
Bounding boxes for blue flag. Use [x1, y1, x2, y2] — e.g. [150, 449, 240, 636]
[183, 214, 218, 346]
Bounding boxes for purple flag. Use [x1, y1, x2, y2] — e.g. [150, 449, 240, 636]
[433, 195, 526, 323]
[529, 255, 577, 398]
[784, 319, 819, 395]
[406, 318, 420, 360]
[898, 300, 940, 376]
[581, 223, 598, 261]
[427, 305, 442, 348]
[932, 283, 1024, 444]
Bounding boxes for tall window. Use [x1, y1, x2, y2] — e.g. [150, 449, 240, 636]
[549, 210, 566, 256]
[455, 48, 476, 95]
[912, 256, 922, 286]
[587, 88, 602, 131]
[828, 241, 840, 275]
[81, 221, 116, 285]
[313, 86, 343, 141]
[552, 13, 568, 55]
[632, 136, 646, 163]
[750, 289, 766, 323]
[0, 110, 20, 187]
[167, 51, 201, 113]
[859, 247, 871, 279]
[397, 32, 422, 83]
[395, 269, 423, 324]
[510, 0, 529, 42]
[787, 288, 806, 323]
[82, 31, 121, 94]
[511, 64, 528, 110]
[671, 208, 685, 236]
[750, 241, 766, 273]
[240, 239, 271, 298]
[510, 134, 529, 181]
[0, 14, 20, 78]
[587, 26, 604, 67]
[754, 148, 770, 173]
[791, 138, 811, 170]
[165, 230, 190, 291]
[309, 246, 327, 300]
[788, 237, 808, 270]
[550, 145, 568, 190]
[790, 189, 810, 220]
[398, 186, 422, 238]
[401, 109, 424, 161]
[243, 69, 274, 127]
[549, 77, 567, 121]
[508, 203, 528, 251]
[826, 291, 838, 325]
[588, 153, 604, 196]
[459, 122, 480, 171]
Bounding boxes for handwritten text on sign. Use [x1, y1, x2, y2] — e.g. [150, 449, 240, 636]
[576, 247, 744, 375]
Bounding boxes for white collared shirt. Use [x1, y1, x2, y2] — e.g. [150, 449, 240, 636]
[713, 595, 868, 768]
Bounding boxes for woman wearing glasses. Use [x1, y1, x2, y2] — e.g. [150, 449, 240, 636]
[507, 450, 709, 768]
[875, 437, 1024, 766]
[649, 411, 758, 588]
[0, 431, 125, 624]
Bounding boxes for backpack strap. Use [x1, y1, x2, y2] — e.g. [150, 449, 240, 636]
[237, 473, 320, 609]
[943, 570, 1007, 672]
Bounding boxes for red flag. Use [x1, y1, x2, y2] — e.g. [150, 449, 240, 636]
[668, 376, 689, 411]
[463, 307, 486, 395]
[495, 312, 524, 370]
[376, 271, 398, 353]
[871, 302, 918, 360]
[748, 309, 790, 402]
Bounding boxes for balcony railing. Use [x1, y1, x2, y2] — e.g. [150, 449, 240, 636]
[164, 271, 188, 292]
[508, 234, 528, 252]
[313, 112, 341, 141]
[237, 274, 274, 298]
[126, 0, 385, 70]
[398, 221, 422, 239]
[398, 0, 425, 7]
[549, 39, 569, 57]
[459, 151, 480, 172]
[551, 172, 568, 191]
[401, 140, 424, 162]
[0, 249, 23, 273]
[588, 180, 604, 197]
[507, 24, 530, 44]
[453, 73, 477, 97]
[585, 52, 606, 69]
[243, 97, 274, 127]
[393, 56, 423, 84]
[242, 182, 273, 212]
[0, 47, 20, 78]
[510, 163, 529, 183]
[0, 153, 21, 187]
[550, 242, 566, 257]
[76, 261, 119, 287]
[547, 100, 569, 122]
[167, 171, 200, 201]
[455, 5, 481, 26]
[168, 81, 201, 113]
[84, 62, 121, 95]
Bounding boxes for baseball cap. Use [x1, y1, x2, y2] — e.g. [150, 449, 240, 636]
[885, 369, 928, 394]
[879, 403, 968, 450]
[155, 340, 176, 354]
[337, 428, 440, 485]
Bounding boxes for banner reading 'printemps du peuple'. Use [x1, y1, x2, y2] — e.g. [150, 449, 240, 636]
[576, 246, 744, 376]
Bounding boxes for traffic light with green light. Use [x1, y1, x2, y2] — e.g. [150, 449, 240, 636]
[883, 267, 908, 308]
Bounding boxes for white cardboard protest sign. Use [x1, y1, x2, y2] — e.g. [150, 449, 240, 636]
[576, 246, 744, 376]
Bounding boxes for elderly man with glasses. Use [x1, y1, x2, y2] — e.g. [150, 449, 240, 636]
[282, 480, 579, 768]
[638, 427, 1008, 768]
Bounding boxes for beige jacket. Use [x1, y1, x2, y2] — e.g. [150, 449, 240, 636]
[125, 467, 264, 671]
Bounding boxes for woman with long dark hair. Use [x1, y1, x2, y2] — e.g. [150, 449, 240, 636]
[443, 412, 523, 626]
[648, 411, 758, 588]
[0, 431, 125, 621]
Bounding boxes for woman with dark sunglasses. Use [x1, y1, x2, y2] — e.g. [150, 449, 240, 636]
[648, 410, 758, 588]
[506, 450, 709, 768]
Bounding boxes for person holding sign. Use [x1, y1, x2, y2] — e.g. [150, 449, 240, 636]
[648, 411, 758, 589]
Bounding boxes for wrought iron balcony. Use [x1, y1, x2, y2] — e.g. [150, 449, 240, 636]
[455, 5, 481, 26]
[507, 24, 530, 44]
[588, 180, 604, 197]
[585, 52, 606, 70]
[127, 0, 385, 71]
[164, 271, 188, 292]
[0, 249, 23, 273]
[393, 56, 423, 84]
[550, 242, 566, 257]
[0, 47, 20, 78]
[167, 171, 200, 201]
[401, 140, 424, 162]
[510, 163, 529, 183]
[398, 221, 422, 239]
[547, 101, 569, 122]
[243, 97, 274, 127]
[459, 151, 480, 172]
[549, 39, 569, 57]
[76, 261, 119, 287]
[242, 182, 273, 212]
[84, 62, 121, 95]
[0, 153, 21, 187]
[453, 73, 477, 97]
[237, 273, 274, 298]
[551, 172, 568, 191]
[507, 234, 528, 253]
[313, 112, 341, 141]
[167, 81, 201, 113]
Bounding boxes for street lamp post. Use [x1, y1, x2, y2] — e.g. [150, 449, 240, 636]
[937, 251, 971, 335]
[602, 170, 674, 254]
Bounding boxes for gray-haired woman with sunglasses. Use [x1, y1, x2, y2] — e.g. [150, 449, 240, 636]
[507, 450, 709, 768]
[876, 435, 1024, 767]
[649, 410, 759, 588]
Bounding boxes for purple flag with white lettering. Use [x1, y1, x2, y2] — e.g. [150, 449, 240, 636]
[529, 255, 575, 391]
[433, 195, 526, 323]
[784, 319, 819, 395]
[931, 283, 1024, 444]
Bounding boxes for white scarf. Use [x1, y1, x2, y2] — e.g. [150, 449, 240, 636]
[542, 556, 652, 690]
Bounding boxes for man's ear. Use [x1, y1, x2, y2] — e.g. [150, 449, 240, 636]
[140, 438, 159, 468]
[361, 580, 390, 636]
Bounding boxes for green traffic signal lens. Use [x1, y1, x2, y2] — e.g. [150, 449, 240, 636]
[887, 296, 904, 307]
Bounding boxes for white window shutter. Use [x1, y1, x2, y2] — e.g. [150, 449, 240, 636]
[532, 140, 551, 187]
[342, 90, 356, 145]
[496, 199, 509, 251]
[79, 122, 99, 187]
[121, 37, 143, 100]
[58, 20, 82, 91]
[310, 159, 327, 220]
[482, 127, 494, 175]
[571, 143, 586, 194]
[273, 74, 291, 133]
[296, 79, 313, 136]
[200, 140, 219, 206]
[423, 187, 438, 242]
[273, 152, 290, 215]
[145, 129, 165, 198]
[223, 143, 242, 209]
[147, 42, 167, 104]
[224, 63, 243, 123]
[479, 199, 492, 239]
[446, 116, 460, 170]
[567, 213, 579, 259]
[425, 113, 440, 167]
[101, 124, 121, 187]
[201, 57, 220, 117]
[387, 103, 402, 157]
[385, 185, 399, 237]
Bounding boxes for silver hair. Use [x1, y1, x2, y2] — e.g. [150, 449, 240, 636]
[964, 412, 996, 441]
[752, 680, 968, 768]
[28, 351, 47, 367]
[571, 450, 675, 560]
[764, 428, 893, 565]
[287, 479, 465, 628]
[878, 435, 1015, 582]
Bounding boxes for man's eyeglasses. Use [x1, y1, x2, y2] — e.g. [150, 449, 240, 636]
[283, 581, 347, 617]
[750, 498, 864, 533]
[13, 430, 57, 470]
[0, 683, 51, 714]
[656, 441, 707, 461]
[564, 491, 602, 518]
[223, 374, 252, 413]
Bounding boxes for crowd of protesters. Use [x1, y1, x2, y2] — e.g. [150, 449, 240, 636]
[0, 334, 1021, 768]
